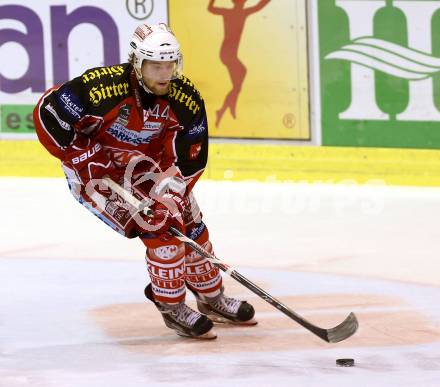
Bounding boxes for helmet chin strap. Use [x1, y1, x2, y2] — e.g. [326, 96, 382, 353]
[141, 80, 154, 94]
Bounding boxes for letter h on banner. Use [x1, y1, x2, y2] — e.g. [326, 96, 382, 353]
[332, 0, 440, 121]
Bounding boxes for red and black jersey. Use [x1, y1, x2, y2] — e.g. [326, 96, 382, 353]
[33, 63, 208, 192]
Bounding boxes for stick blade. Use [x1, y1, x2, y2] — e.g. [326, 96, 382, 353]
[325, 312, 359, 343]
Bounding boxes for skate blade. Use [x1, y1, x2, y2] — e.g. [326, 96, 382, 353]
[209, 314, 258, 326]
[176, 330, 218, 340]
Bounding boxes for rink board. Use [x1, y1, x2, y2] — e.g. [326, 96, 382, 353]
[1, 140, 440, 187]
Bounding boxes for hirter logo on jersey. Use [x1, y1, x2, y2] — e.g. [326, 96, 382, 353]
[189, 143, 202, 160]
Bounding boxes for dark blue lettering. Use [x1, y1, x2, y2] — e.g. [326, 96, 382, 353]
[0, 5, 45, 93]
[51, 6, 120, 85]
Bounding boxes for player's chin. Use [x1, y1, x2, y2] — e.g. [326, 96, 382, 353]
[154, 82, 170, 95]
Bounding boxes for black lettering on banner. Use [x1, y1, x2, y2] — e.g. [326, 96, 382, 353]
[126, 0, 153, 20]
[2, 106, 36, 133]
[26, 113, 35, 130]
[6, 113, 20, 129]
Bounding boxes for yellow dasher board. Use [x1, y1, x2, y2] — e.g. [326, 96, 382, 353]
[169, 0, 310, 140]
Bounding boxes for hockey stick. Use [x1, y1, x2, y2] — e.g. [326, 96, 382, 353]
[102, 177, 359, 343]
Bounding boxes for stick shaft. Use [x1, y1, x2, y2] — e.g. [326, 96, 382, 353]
[102, 177, 358, 343]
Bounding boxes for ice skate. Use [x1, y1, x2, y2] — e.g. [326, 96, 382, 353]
[192, 286, 257, 325]
[145, 284, 216, 339]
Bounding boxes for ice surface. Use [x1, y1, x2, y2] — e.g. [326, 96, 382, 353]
[1, 178, 440, 386]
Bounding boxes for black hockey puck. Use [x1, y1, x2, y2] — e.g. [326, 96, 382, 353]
[336, 358, 355, 367]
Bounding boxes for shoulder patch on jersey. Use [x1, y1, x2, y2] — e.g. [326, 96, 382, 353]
[188, 116, 207, 137]
[54, 85, 85, 121]
[189, 142, 202, 160]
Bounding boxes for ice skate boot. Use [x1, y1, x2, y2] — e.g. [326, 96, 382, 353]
[192, 286, 257, 325]
[145, 284, 216, 339]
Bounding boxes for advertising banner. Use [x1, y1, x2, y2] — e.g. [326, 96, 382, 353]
[315, 0, 440, 149]
[169, 0, 310, 140]
[1, 0, 311, 141]
[0, 0, 168, 135]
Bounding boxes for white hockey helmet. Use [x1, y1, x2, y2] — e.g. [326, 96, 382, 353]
[129, 23, 183, 91]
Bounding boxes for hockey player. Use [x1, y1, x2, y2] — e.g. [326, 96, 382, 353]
[33, 23, 256, 339]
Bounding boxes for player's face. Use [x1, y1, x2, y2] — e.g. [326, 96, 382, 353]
[141, 60, 176, 95]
